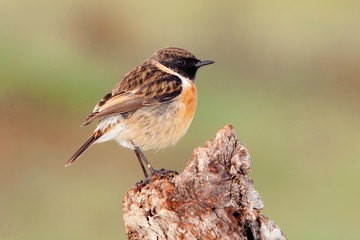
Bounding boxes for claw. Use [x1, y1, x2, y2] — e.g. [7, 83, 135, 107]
[140, 169, 178, 186]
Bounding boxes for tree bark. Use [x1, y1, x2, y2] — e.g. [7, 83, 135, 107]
[123, 125, 286, 240]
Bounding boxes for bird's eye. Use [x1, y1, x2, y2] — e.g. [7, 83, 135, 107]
[176, 59, 186, 66]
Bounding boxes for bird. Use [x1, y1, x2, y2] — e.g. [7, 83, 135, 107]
[66, 47, 214, 177]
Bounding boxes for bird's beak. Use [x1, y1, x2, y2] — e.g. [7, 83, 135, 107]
[195, 60, 215, 68]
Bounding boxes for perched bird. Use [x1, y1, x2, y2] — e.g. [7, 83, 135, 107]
[66, 47, 214, 177]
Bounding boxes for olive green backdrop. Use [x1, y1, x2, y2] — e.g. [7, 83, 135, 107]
[1, 1, 359, 239]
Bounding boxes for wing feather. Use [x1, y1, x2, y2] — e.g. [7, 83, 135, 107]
[81, 64, 183, 126]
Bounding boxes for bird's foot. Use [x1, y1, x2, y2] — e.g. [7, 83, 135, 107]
[141, 168, 178, 186]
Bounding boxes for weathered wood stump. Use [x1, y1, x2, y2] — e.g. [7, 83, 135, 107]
[123, 125, 286, 239]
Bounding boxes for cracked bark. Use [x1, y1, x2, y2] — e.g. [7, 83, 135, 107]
[122, 125, 287, 240]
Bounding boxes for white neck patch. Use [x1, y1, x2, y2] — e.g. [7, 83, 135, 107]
[156, 63, 192, 89]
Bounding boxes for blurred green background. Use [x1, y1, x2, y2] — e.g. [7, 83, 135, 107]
[1, 0, 359, 239]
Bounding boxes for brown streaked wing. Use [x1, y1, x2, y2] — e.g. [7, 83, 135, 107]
[81, 93, 145, 126]
[112, 63, 158, 94]
[81, 68, 183, 126]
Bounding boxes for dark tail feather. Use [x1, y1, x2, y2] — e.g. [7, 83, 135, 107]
[65, 132, 102, 167]
[81, 112, 98, 127]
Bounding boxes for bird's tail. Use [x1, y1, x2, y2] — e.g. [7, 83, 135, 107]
[65, 131, 103, 168]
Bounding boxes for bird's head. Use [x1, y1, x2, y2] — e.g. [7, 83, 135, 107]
[151, 47, 214, 80]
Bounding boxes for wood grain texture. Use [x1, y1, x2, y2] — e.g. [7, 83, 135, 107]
[123, 125, 286, 240]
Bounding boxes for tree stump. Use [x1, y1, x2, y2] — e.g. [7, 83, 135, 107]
[123, 125, 286, 240]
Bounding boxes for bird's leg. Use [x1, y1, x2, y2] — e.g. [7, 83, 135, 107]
[137, 148, 178, 177]
[131, 141, 178, 182]
[134, 146, 156, 174]
[133, 148, 148, 177]
[131, 141, 156, 176]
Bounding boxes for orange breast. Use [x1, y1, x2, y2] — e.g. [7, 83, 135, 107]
[180, 81, 197, 124]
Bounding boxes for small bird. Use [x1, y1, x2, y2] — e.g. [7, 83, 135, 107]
[66, 47, 214, 177]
